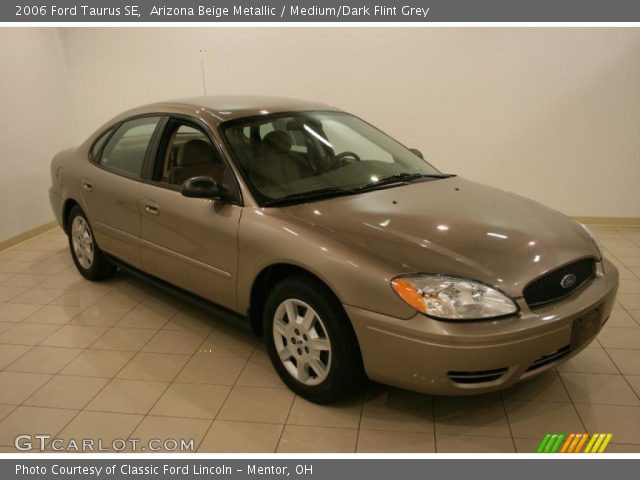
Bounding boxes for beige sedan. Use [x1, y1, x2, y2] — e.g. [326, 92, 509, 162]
[49, 96, 618, 403]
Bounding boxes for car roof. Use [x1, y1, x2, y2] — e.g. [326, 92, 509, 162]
[117, 95, 343, 125]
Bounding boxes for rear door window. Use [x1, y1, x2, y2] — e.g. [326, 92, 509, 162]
[99, 116, 161, 178]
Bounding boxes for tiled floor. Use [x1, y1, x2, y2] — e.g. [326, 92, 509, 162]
[0, 225, 640, 453]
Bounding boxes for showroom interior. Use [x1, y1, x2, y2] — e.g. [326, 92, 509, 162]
[0, 27, 639, 453]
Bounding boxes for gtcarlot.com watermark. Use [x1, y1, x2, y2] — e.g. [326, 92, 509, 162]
[15, 434, 195, 452]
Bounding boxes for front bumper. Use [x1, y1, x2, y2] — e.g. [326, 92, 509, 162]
[347, 258, 619, 395]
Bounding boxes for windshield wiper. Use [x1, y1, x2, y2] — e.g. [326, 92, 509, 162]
[355, 172, 455, 191]
[263, 187, 357, 206]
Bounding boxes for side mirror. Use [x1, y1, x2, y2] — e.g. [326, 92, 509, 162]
[410, 148, 424, 160]
[181, 176, 227, 200]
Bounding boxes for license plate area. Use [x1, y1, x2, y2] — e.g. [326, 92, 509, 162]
[571, 304, 604, 349]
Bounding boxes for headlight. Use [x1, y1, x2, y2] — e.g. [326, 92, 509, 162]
[391, 274, 518, 320]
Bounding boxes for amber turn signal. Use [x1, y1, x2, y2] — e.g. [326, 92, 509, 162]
[391, 278, 428, 313]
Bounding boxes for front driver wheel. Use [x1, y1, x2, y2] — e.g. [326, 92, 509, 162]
[67, 206, 116, 281]
[264, 275, 364, 404]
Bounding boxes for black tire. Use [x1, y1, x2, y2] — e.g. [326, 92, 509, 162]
[67, 206, 116, 281]
[263, 275, 364, 404]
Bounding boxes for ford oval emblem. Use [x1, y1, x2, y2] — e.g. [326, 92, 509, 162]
[560, 273, 577, 289]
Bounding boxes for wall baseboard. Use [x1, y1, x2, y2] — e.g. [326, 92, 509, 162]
[572, 216, 640, 227]
[0, 221, 59, 251]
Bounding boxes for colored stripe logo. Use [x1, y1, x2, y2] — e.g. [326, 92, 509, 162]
[537, 433, 613, 453]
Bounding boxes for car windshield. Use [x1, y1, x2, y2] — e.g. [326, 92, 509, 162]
[222, 111, 446, 205]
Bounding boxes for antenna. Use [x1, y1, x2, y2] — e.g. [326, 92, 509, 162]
[199, 48, 208, 96]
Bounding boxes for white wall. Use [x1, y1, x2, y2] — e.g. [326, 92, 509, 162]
[2, 28, 638, 244]
[0, 28, 73, 243]
[61, 28, 640, 218]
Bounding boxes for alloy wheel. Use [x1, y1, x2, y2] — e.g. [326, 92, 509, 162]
[272, 298, 332, 386]
[71, 216, 94, 269]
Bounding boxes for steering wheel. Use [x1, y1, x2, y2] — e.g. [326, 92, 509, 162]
[335, 151, 361, 163]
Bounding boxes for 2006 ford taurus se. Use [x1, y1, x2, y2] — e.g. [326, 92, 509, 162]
[49, 96, 619, 403]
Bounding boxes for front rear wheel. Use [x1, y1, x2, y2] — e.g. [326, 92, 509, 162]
[67, 206, 116, 281]
[264, 275, 364, 404]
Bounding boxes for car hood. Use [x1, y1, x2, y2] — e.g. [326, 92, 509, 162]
[281, 177, 599, 297]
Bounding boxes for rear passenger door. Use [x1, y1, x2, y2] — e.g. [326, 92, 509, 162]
[82, 116, 162, 268]
[137, 117, 242, 310]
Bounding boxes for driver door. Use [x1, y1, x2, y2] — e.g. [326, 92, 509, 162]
[137, 118, 241, 311]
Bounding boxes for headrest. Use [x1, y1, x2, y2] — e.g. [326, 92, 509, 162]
[177, 139, 214, 166]
[261, 131, 292, 155]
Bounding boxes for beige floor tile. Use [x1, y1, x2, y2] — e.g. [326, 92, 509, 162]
[557, 347, 619, 374]
[69, 306, 131, 327]
[139, 295, 182, 320]
[0, 323, 61, 345]
[6, 346, 81, 374]
[504, 400, 584, 438]
[502, 370, 571, 403]
[618, 257, 640, 268]
[9, 288, 65, 305]
[95, 290, 147, 309]
[0, 273, 51, 288]
[116, 352, 190, 382]
[436, 433, 515, 453]
[131, 416, 210, 452]
[0, 322, 16, 334]
[0, 303, 42, 322]
[0, 286, 27, 302]
[277, 425, 357, 453]
[598, 328, 640, 349]
[22, 305, 83, 325]
[627, 309, 640, 324]
[60, 349, 135, 378]
[576, 404, 640, 444]
[24, 375, 108, 409]
[434, 393, 511, 437]
[26, 261, 68, 275]
[142, 330, 204, 354]
[0, 405, 16, 422]
[559, 372, 639, 406]
[90, 327, 156, 351]
[602, 443, 640, 453]
[625, 375, 640, 397]
[218, 386, 294, 424]
[49, 289, 107, 309]
[116, 305, 170, 330]
[0, 372, 52, 404]
[357, 429, 435, 453]
[37, 271, 84, 290]
[0, 249, 27, 261]
[41, 325, 107, 348]
[288, 396, 361, 429]
[59, 411, 143, 446]
[150, 383, 230, 419]
[618, 279, 640, 295]
[86, 379, 168, 414]
[605, 309, 639, 328]
[513, 437, 543, 453]
[0, 261, 37, 274]
[199, 325, 257, 359]
[607, 348, 640, 375]
[236, 349, 286, 388]
[0, 406, 77, 447]
[360, 386, 433, 433]
[618, 294, 640, 310]
[175, 353, 247, 385]
[0, 344, 31, 369]
[198, 420, 282, 453]
[163, 307, 215, 337]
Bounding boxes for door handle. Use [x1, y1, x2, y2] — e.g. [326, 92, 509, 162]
[143, 200, 159, 215]
[82, 182, 93, 192]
